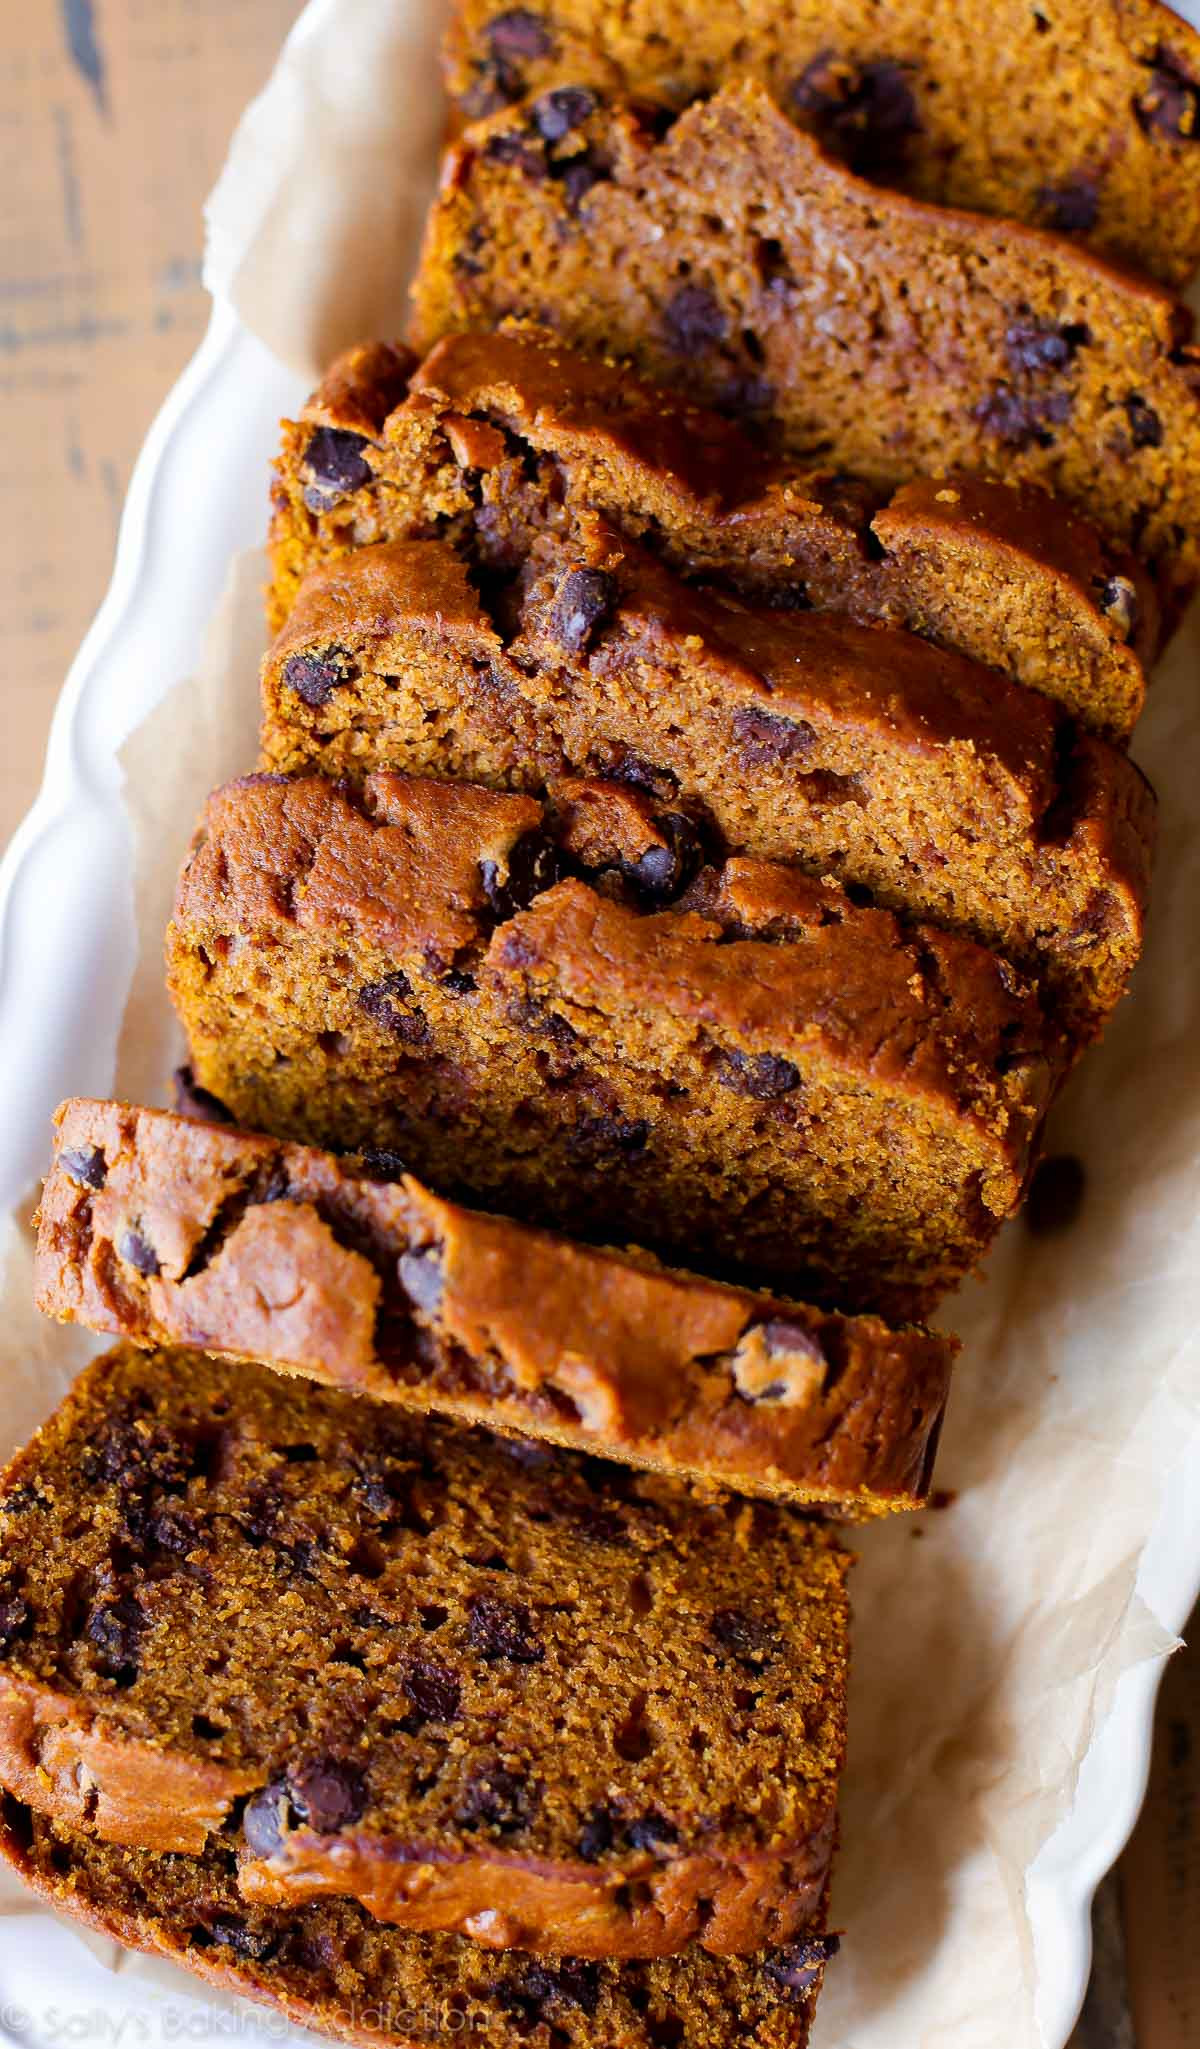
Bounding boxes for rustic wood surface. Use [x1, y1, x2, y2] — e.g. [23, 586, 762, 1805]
[0, 7, 1196, 2046]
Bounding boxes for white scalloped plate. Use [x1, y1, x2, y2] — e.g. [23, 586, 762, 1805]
[3, 30, 1200, 2049]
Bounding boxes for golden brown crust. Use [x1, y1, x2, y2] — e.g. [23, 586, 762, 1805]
[268, 324, 1156, 735]
[441, 0, 1200, 290]
[410, 83, 1200, 627]
[165, 770, 1063, 1314]
[37, 1099, 954, 1514]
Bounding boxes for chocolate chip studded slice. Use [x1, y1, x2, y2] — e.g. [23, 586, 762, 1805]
[0, 1342, 852, 1961]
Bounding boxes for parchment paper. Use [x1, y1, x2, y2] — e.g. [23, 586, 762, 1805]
[1, 2, 1199, 2044]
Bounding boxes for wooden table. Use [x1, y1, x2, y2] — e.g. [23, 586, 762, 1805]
[1, 6, 1197, 2043]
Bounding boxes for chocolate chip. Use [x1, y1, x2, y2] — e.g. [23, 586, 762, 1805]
[662, 283, 727, 357]
[85, 1590, 145, 1680]
[1037, 174, 1100, 234]
[732, 705, 818, 766]
[550, 566, 617, 653]
[149, 1507, 200, 1556]
[506, 1962, 601, 2019]
[211, 1920, 278, 1963]
[466, 1593, 545, 1664]
[118, 1227, 160, 1278]
[242, 1783, 289, 1859]
[578, 1804, 615, 1860]
[568, 1113, 650, 1159]
[760, 1318, 826, 1364]
[301, 427, 373, 508]
[282, 651, 356, 709]
[557, 153, 608, 210]
[973, 384, 1073, 449]
[357, 973, 429, 1043]
[482, 131, 547, 180]
[1025, 1153, 1086, 1236]
[403, 1657, 462, 1725]
[625, 813, 704, 903]
[717, 1050, 801, 1099]
[790, 52, 920, 177]
[1124, 394, 1164, 448]
[1096, 574, 1140, 640]
[172, 1066, 234, 1126]
[457, 1761, 536, 1833]
[532, 86, 595, 140]
[288, 1757, 367, 1834]
[60, 1145, 107, 1190]
[710, 1607, 779, 1668]
[357, 1145, 408, 1180]
[1135, 53, 1199, 140]
[626, 1813, 679, 1853]
[398, 1246, 445, 1316]
[0, 1593, 30, 1651]
[479, 831, 559, 918]
[485, 8, 552, 59]
[764, 1934, 841, 1997]
[1004, 319, 1090, 375]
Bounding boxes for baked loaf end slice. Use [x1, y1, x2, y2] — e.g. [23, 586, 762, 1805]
[36, 1099, 954, 1515]
[0, 1815, 835, 2049]
[442, 0, 1200, 290]
[268, 325, 1155, 740]
[165, 770, 1063, 1318]
[260, 528, 1155, 1045]
[0, 1342, 849, 1962]
[411, 81, 1200, 628]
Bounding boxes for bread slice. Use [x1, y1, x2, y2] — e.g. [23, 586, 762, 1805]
[165, 770, 1063, 1318]
[259, 528, 1154, 1045]
[0, 1342, 849, 1959]
[441, 0, 1200, 289]
[411, 81, 1200, 628]
[0, 1807, 835, 2047]
[35, 1098, 953, 1514]
[268, 326, 1155, 739]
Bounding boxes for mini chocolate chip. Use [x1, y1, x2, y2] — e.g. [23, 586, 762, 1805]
[288, 1757, 367, 1835]
[479, 831, 559, 917]
[1037, 173, 1100, 234]
[357, 1145, 408, 1180]
[512, 1962, 601, 2018]
[568, 1113, 651, 1159]
[0, 1594, 30, 1651]
[85, 1590, 145, 1680]
[625, 813, 704, 903]
[118, 1227, 160, 1277]
[398, 1246, 445, 1316]
[760, 1318, 826, 1364]
[482, 131, 547, 180]
[626, 1813, 679, 1853]
[1096, 574, 1140, 640]
[60, 1145, 107, 1190]
[790, 52, 920, 176]
[357, 973, 428, 1043]
[1004, 319, 1090, 375]
[242, 1783, 289, 1859]
[302, 427, 373, 505]
[403, 1657, 462, 1725]
[732, 705, 817, 765]
[211, 1920, 278, 1963]
[578, 1803, 615, 1861]
[1025, 1154, 1086, 1236]
[282, 651, 356, 708]
[557, 153, 608, 210]
[149, 1507, 200, 1555]
[710, 1607, 779, 1668]
[1124, 394, 1164, 448]
[466, 1593, 545, 1664]
[485, 8, 553, 59]
[532, 86, 595, 140]
[1135, 53, 1199, 140]
[717, 1050, 801, 1099]
[457, 1762, 536, 1834]
[550, 566, 617, 652]
[764, 1933, 841, 1997]
[973, 384, 1073, 448]
[663, 283, 727, 357]
[173, 1066, 234, 1125]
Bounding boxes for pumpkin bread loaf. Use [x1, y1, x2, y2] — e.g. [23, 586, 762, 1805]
[0, 1811, 835, 2049]
[165, 770, 1062, 1317]
[268, 326, 1155, 738]
[442, 0, 1200, 289]
[410, 82, 1200, 627]
[0, 1342, 850, 1960]
[36, 1099, 953, 1514]
[259, 530, 1155, 1042]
